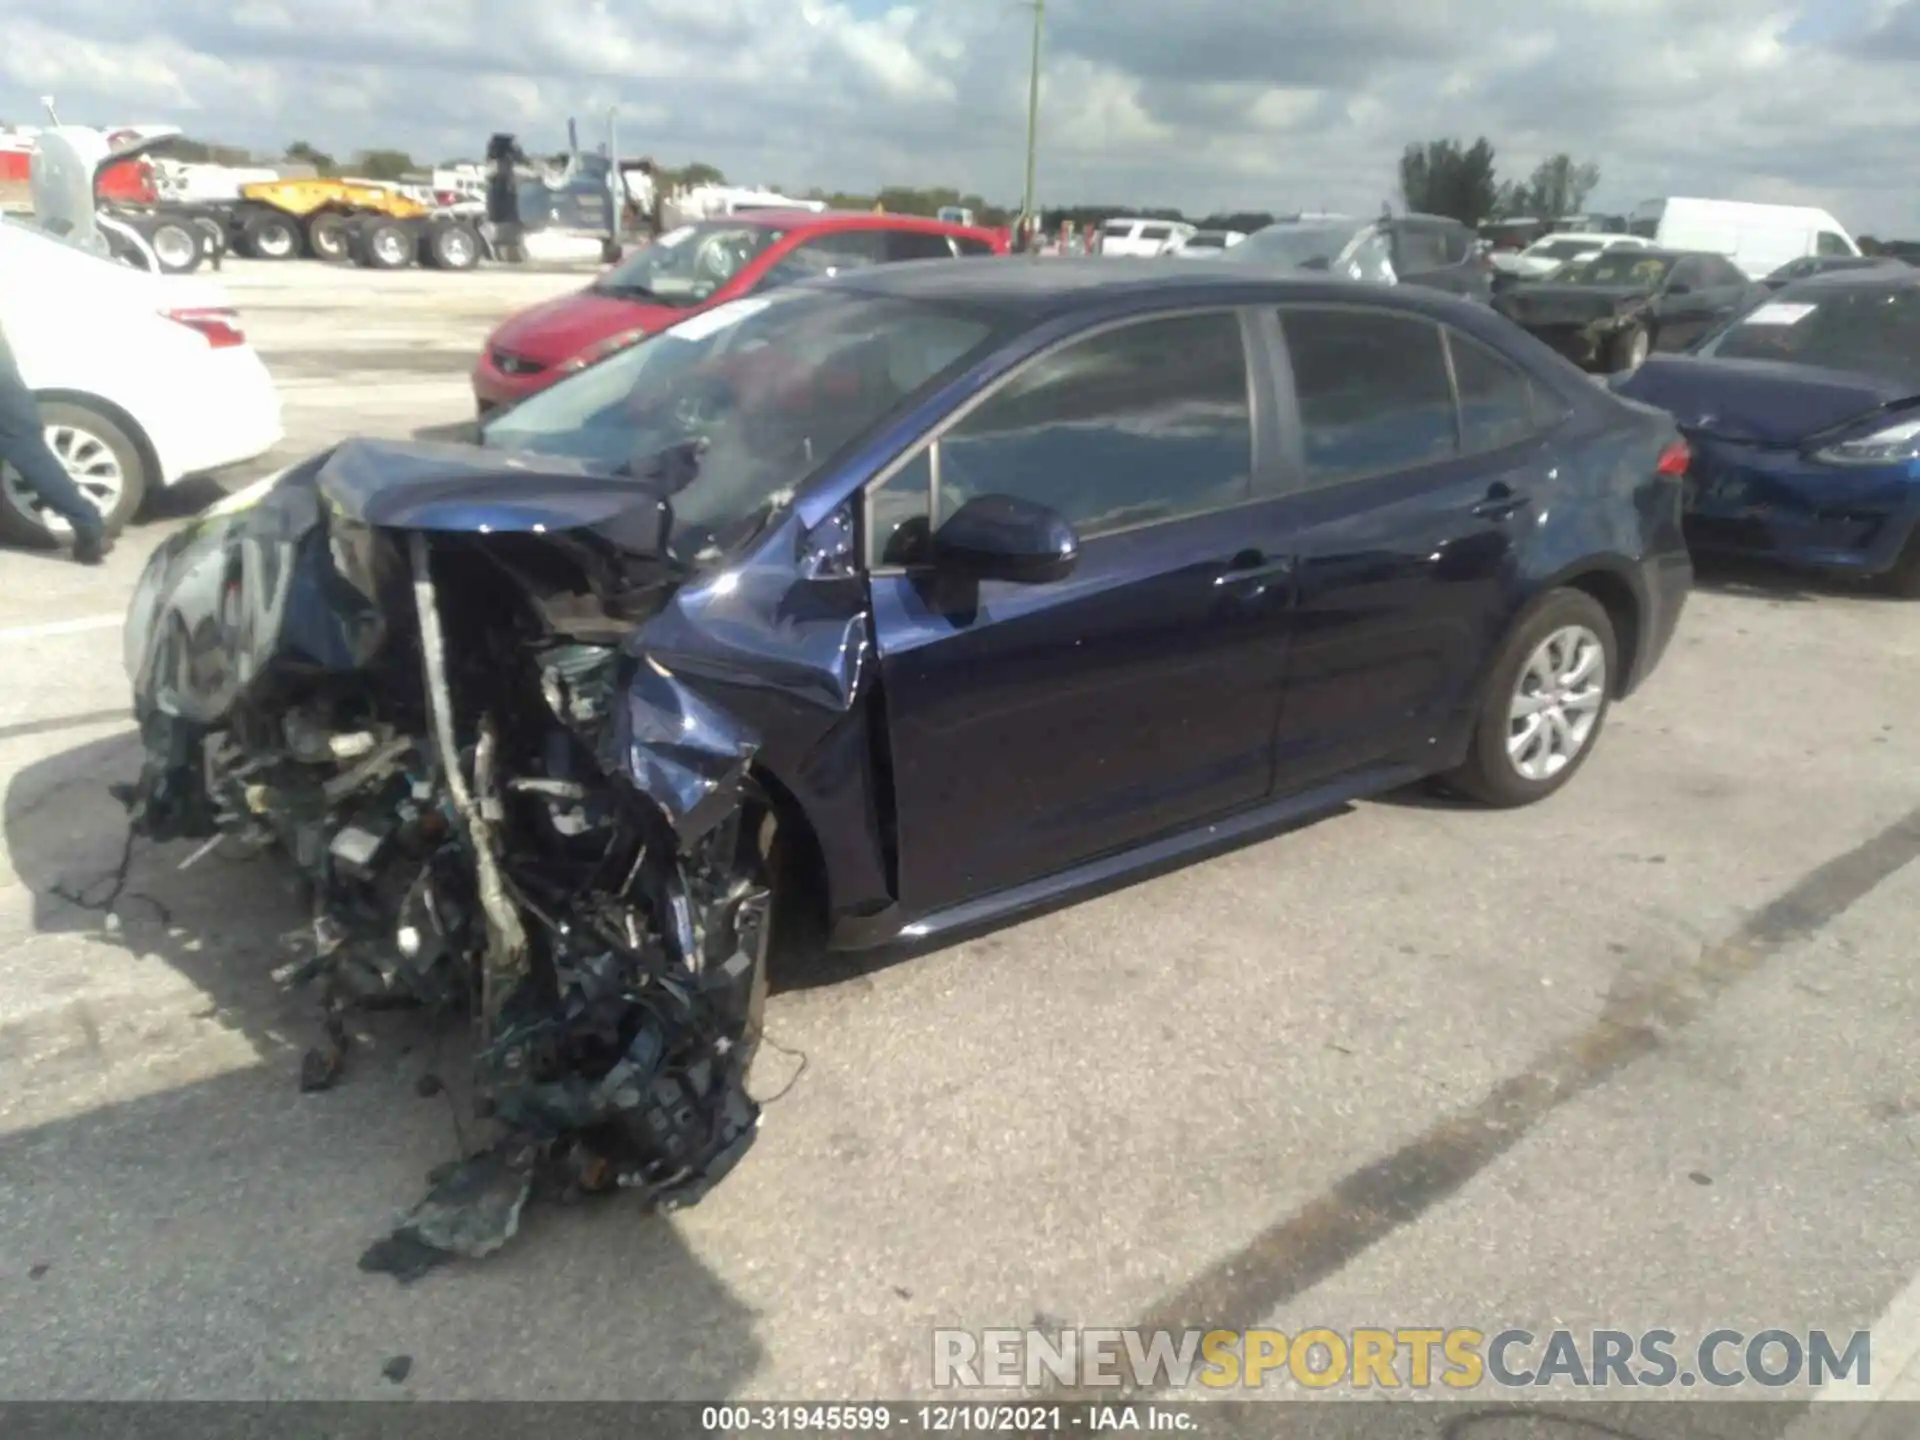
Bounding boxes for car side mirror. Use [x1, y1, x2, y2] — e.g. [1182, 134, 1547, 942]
[930, 493, 1079, 585]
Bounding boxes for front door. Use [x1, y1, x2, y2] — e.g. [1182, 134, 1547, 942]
[865, 309, 1296, 916]
[1263, 305, 1551, 789]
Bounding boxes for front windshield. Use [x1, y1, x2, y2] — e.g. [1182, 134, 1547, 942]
[1226, 223, 1359, 269]
[591, 222, 785, 308]
[1556, 252, 1675, 288]
[481, 287, 1011, 562]
[1697, 283, 1920, 387]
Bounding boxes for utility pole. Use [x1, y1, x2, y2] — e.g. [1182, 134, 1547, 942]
[1021, 0, 1044, 233]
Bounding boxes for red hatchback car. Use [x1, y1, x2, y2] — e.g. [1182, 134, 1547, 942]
[472, 210, 1007, 414]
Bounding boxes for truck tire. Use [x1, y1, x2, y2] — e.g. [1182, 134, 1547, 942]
[239, 208, 301, 260]
[422, 221, 481, 271]
[147, 218, 204, 274]
[0, 400, 149, 548]
[306, 210, 352, 263]
[355, 218, 415, 270]
[190, 214, 229, 263]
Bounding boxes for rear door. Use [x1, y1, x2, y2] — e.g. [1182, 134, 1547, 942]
[866, 307, 1299, 915]
[1656, 256, 1730, 350]
[1262, 304, 1561, 790]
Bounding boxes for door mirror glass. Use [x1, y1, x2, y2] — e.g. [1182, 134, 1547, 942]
[930, 493, 1079, 584]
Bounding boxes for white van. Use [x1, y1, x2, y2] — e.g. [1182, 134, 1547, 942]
[1627, 198, 1858, 281]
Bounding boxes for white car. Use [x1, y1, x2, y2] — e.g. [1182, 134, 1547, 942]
[1494, 232, 1649, 279]
[1098, 217, 1196, 257]
[1171, 229, 1247, 257]
[0, 215, 282, 546]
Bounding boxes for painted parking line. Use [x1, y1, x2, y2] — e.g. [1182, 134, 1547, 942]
[1781, 1262, 1920, 1436]
[0, 614, 122, 642]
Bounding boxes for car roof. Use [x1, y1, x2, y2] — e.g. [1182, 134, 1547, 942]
[827, 255, 1494, 322]
[1779, 265, 1920, 294]
[721, 209, 989, 235]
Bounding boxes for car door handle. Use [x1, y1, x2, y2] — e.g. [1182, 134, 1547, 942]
[1214, 552, 1295, 586]
[1472, 485, 1531, 520]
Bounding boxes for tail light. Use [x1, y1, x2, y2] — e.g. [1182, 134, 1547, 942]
[164, 307, 246, 349]
[1655, 438, 1691, 477]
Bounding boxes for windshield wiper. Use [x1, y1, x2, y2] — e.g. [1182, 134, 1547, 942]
[593, 279, 661, 300]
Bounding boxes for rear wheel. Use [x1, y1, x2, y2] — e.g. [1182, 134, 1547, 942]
[147, 218, 204, 273]
[1608, 324, 1651, 373]
[356, 218, 415, 270]
[0, 400, 148, 548]
[424, 221, 481, 271]
[305, 210, 352, 262]
[239, 208, 300, 260]
[1442, 588, 1617, 808]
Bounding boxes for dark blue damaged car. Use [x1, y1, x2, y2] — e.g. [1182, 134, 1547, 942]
[118, 259, 1691, 1248]
[1615, 267, 1920, 595]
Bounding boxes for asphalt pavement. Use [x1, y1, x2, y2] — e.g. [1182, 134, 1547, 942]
[2, 260, 1917, 1417]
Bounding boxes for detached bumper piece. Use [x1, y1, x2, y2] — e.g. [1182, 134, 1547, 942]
[117, 444, 772, 1277]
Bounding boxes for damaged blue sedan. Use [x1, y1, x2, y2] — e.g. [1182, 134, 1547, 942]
[118, 260, 1691, 1268]
[1616, 267, 1920, 595]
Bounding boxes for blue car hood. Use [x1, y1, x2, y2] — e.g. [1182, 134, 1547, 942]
[1616, 355, 1919, 447]
[316, 436, 671, 542]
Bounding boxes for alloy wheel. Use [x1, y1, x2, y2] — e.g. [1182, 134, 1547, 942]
[1506, 624, 1607, 782]
[374, 229, 410, 267]
[0, 424, 122, 538]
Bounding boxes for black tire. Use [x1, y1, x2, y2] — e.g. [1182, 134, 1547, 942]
[1883, 530, 1920, 599]
[1442, 588, 1618, 808]
[305, 210, 352, 263]
[0, 400, 149, 548]
[423, 221, 481, 271]
[189, 214, 228, 264]
[239, 208, 300, 260]
[600, 237, 624, 265]
[147, 218, 204, 274]
[355, 218, 415, 270]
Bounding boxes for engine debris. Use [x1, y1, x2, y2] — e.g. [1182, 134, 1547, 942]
[116, 441, 779, 1275]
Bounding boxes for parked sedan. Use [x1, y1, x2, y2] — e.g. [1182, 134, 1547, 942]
[1615, 268, 1920, 594]
[1761, 254, 1905, 291]
[472, 210, 1006, 416]
[1225, 214, 1493, 301]
[1493, 248, 1768, 373]
[0, 215, 282, 546]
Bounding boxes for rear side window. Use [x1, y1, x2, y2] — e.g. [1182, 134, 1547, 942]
[934, 311, 1253, 541]
[953, 235, 996, 256]
[758, 229, 889, 288]
[1279, 306, 1456, 486]
[1817, 231, 1852, 257]
[1140, 224, 1172, 242]
[1447, 330, 1553, 454]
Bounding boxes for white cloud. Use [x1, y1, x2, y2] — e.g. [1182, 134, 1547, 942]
[2, 0, 1917, 233]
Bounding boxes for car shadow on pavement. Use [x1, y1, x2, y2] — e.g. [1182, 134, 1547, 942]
[1689, 553, 1898, 605]
[3, 731, 767, 1397]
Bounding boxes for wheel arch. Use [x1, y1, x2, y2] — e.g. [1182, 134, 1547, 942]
[32, 388, 166, 499]
[1548, 561, 1644, 699]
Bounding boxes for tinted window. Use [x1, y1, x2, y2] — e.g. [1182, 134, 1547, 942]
[758, 230, 890, 287]
[1140, 224, 1172, 241]
[1699, 282, 1920, 385]
[953, 235, 996, 256]
[888, 230, 958, 263]
[1448, 330, 1549, 453]
[933, 312, 1253, 541]
[1817, 231, 1852, 257]
[867, 448, 933, 568]
[1394, 225, 1448, 272]
[1668, 257, 1707, 289]
[1280, 307, 1456, 486]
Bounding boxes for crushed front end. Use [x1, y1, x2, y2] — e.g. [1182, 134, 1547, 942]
[118, 439, 774, 1275]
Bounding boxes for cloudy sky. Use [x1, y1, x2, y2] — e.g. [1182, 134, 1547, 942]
[5, 0, 1920, 234]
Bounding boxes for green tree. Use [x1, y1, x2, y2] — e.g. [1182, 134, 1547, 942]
[283, 140, 335, 175]
[1501, 153, 1601, 220]
[1399, 137, 1500, 225]
[676, 160, 726, 187]
[354, 148, 417, 182]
